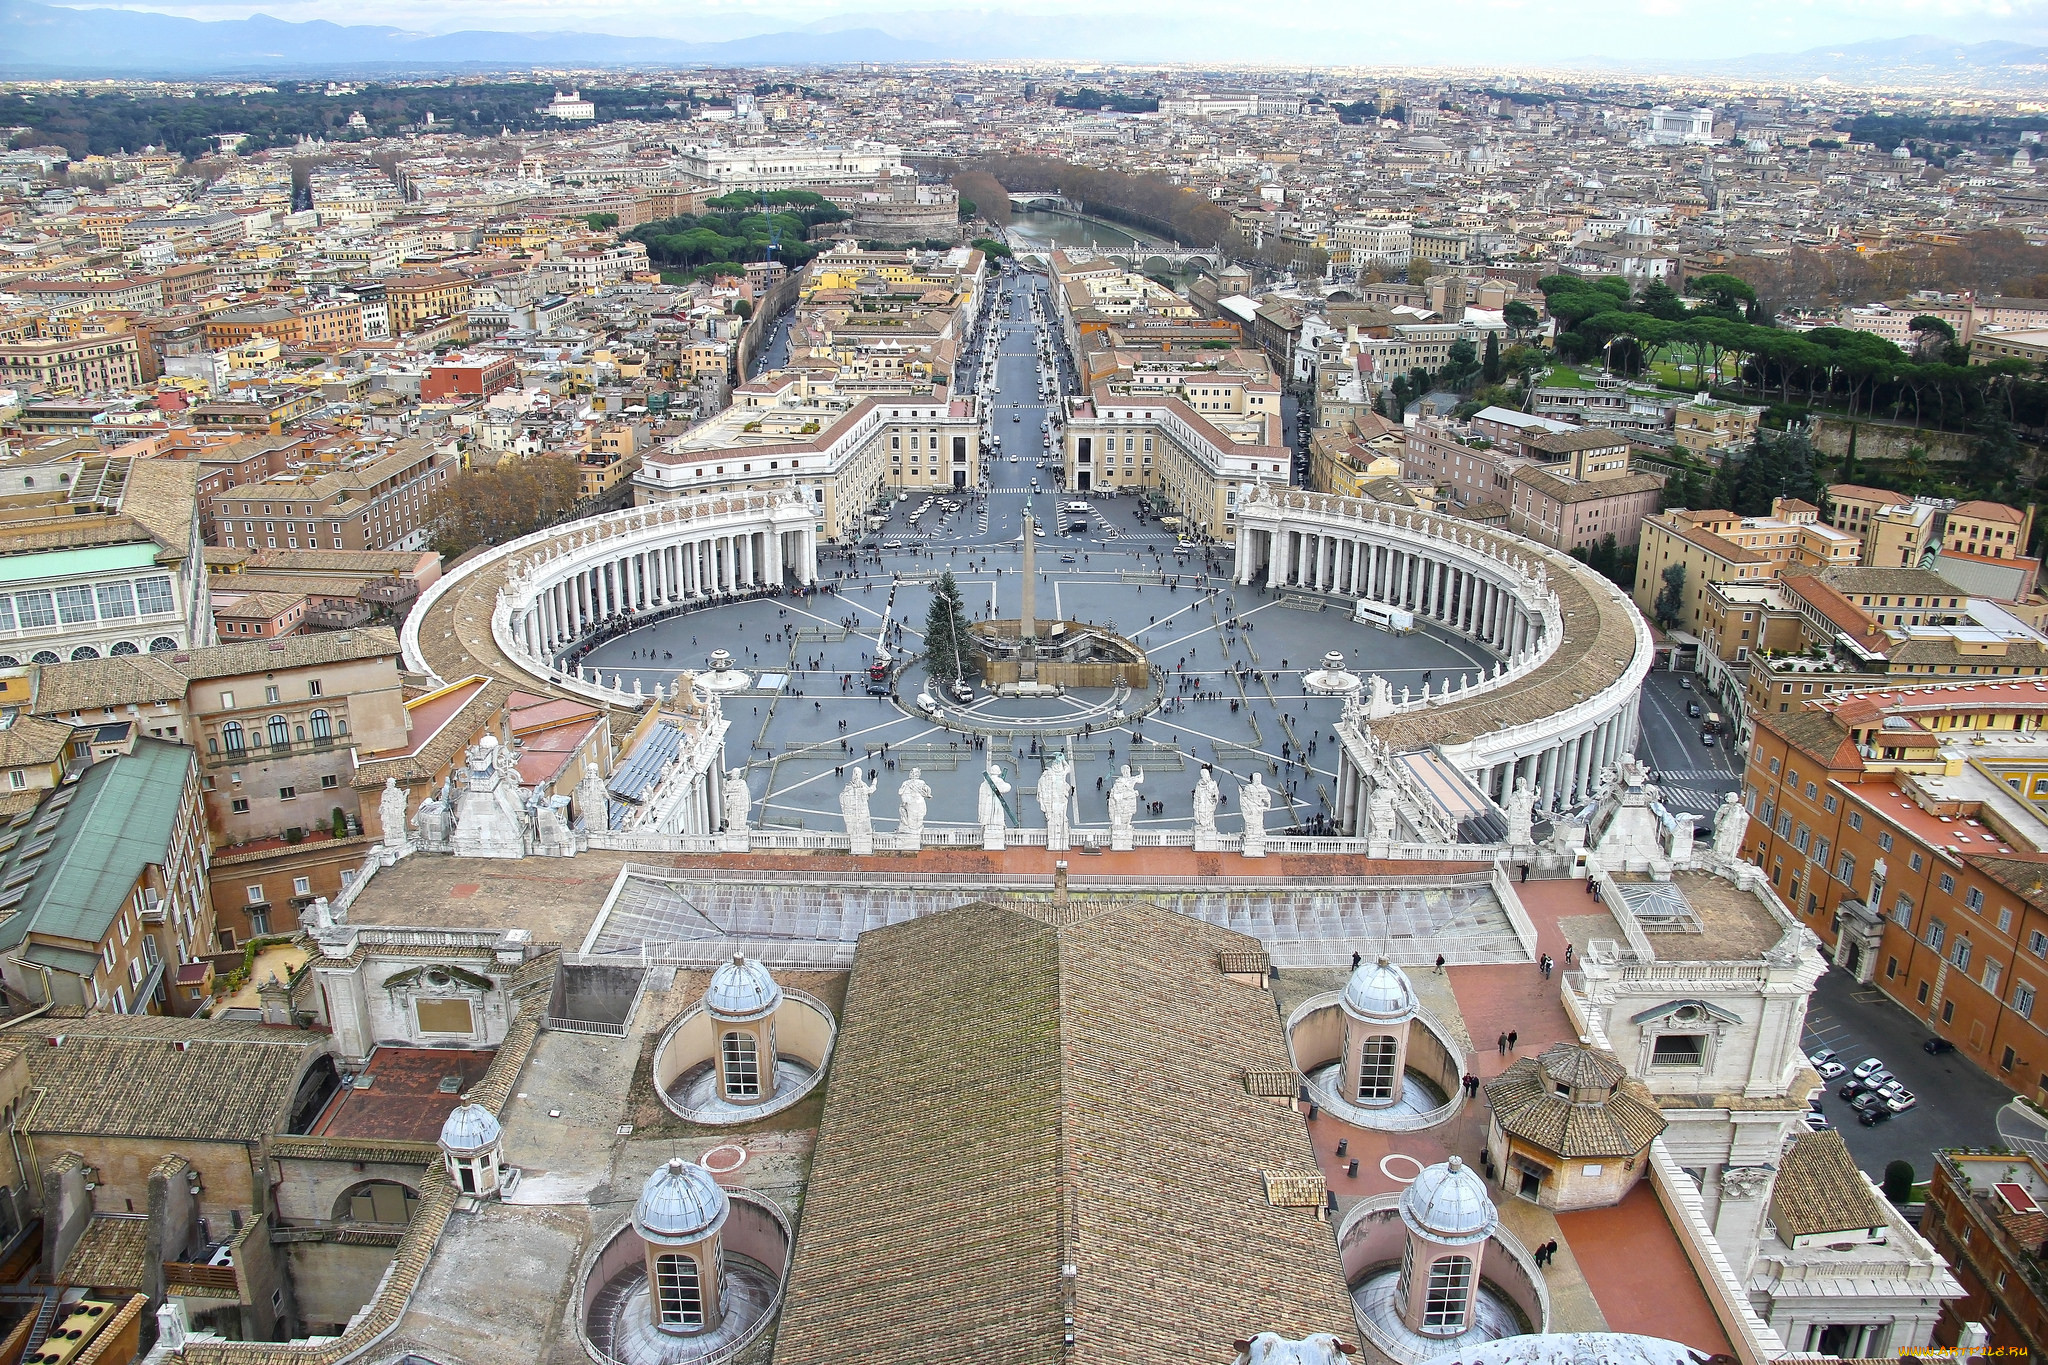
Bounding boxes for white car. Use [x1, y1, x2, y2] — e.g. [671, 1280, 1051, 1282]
[1851, 1057, 1887, 1080]
[1815, 1059, 1846, 1080]
[1033, 526, 1045, 537]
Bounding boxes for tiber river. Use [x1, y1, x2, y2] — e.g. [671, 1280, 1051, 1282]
[1003, 208, 1153, 253]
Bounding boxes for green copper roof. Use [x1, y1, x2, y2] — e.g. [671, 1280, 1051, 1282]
[0, 737, 191, 959]
[0, 543, 160, 586]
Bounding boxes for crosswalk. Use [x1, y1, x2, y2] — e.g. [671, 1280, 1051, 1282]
[1655, 768, 1742, 781]
[1660, 784, 1735, 814]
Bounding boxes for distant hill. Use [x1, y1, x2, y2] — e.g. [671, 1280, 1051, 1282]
[1652, 35, 2048, 88]
[0, 0, 943, 74]
[3, 2, 2045, 85]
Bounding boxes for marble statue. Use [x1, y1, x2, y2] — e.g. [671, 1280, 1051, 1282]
[1505, 777, 1536, 847]
[379, 776, 412, 855]
[1240, 772, 1273, 858]
[531, 793, 574, 858]
[1711, 791, 1749, 862]
[1367, 787, 1396, 843]
[979, 761, 1012, 851]
[1366, 672, 1395, 719]
[1192, 765, 1221, 850]
[577, 761, 610, 835]
[1036, 750, 1074, 852]
[722, 767, 752, 851]
[1107, 763, 1144, 851]
[841, 769, 880, 856]
[897, 767, 931, 841]
[414, 796, 451, 848]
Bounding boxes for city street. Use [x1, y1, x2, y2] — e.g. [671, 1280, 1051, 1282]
[1634, 665, 1743, 820]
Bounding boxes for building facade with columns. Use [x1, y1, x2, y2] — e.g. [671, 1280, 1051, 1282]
[1236, 488, 1654, 839]
[404, 490, 819, 717]
[634, 374, 982, 540]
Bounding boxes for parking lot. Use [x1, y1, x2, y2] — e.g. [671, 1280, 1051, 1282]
[1802, 967, 2012, 1180]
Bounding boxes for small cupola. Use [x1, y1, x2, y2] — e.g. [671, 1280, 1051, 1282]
[633, 1158, 731, 1337]
[437, 1098, 502, 1197]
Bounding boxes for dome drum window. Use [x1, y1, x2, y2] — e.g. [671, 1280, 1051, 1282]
[654, 955, 837, 1125]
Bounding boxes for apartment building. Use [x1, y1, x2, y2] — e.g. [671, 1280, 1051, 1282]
[0, 737, 212, 1016]
[1672, 396, 1764, 454]
[201, 301, 364, 353]
[1946, 500, 2034, 560]
[385, 271, 473, 335]
[0, 333, 142, 394]
[1827, 484, 1939, 570]
[1924, 1150, 2048, 1358]
[1327, 219, 1413, 270]
[208, 439, 457, 553]
[420, 353, 517, 403]
[1633, 506, 1861, 637]
[1401, 413, 1662, 551]
[1744, 683, 2048, 1093]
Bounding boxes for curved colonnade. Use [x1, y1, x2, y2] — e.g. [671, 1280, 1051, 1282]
[403, 489, 819, 711]
[1233, 488, 1655, 830]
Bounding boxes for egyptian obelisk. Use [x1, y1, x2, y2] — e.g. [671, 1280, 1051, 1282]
[1020, 506, 1037, 678]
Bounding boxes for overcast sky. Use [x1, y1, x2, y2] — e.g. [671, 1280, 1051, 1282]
[63, 0, 2048, 64]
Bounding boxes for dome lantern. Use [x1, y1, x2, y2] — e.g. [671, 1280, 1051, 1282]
[437, 1098, 502, 1197]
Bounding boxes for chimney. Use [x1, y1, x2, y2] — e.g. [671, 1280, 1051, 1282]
[1053, 860, 1069, 906]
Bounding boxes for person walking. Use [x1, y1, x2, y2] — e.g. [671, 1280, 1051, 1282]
[1520, 863, 1530, 882]
[1564, 943, 1574, 965]
[1435, 953, 1446, 974]
[1507, 1029, 1518, 1052]
[1352, 951, 1363, 970]
[1497, 1032, 1508, 1056]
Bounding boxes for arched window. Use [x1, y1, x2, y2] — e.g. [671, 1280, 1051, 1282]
[721, 1031, 760, 1099]
[148, 637, 178, 653]
[0, 657, 18, 668]
[1358, 1034, 1399, 1103]
[108, 641, 138, 656]
[29, 652, 57, 665]
[267, 715, 289, 748]
[222, 721, 244, 753]
[654, 1252, 703, 1328]
[68, 645, 99, 662]
[1422, 1254, 1474, 1333]
[310, 709, 332, 739]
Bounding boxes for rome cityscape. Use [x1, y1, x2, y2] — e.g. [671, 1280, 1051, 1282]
[2, 2, 2048, 1363]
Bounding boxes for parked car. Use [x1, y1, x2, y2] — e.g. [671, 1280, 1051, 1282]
[1816, 1059, 1847, 1080]
[1924, 1037, 1956, 1054]
[1851, 1093, 1892, 1125]
[1884, 1087, 1919, 1113]
[1852, 1057, 1888, 1079]
[1838, 1079, 1868, 1101]
[1804, 1113, 1833, 1132]
[1809, 1048, 1838, 1069]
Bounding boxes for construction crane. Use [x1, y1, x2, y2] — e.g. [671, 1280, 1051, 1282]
[866, 587, 897, 694]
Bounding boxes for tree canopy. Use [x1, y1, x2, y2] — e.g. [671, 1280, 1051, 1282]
[426, 455, 583, 559]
